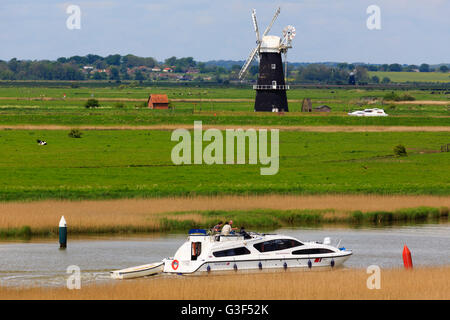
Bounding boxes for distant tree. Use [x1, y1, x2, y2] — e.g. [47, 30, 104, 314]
[231, 64, 241, 72]
[68, 129, 83, 138]
[95, 60, 107, 69]
[93, 72, 107, 80]
[439, 65, 449, 73]
[197, 62, 207, 73]
[249, 65, 259, 76]
[122, 54, 156, 68]
[419, 63, 430, 72]
[8, 58, 18, 72]
[165, 56, 177, 66]
[388, 63, 402, 72]
[109, 67, 120, 80]
[105, 54, 121, 66]
[405, 64, 418, 72]
[379, 64, 389, 71]
[85, 98, 100, 109]
[381, 76, 391, 84]
[86, 54, 102, 64]
[393, 145, 407, 157]
[355, 66, 369, 83]
[367, 65, 379, 71]
[134, 70, 145, 82]
[371, 75, 380, 83]
[337, 62, 348, 70]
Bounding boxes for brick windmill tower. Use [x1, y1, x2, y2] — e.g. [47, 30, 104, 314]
[239, 7, 296, 112]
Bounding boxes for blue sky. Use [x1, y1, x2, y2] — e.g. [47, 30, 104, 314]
[1, 0, 449, 64]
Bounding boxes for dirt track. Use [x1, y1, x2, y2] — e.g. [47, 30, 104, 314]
[1, 124, 449, 132]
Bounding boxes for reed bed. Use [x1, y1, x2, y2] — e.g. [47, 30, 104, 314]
[1, 267, 448, 300]
[0, 195, 448, 237]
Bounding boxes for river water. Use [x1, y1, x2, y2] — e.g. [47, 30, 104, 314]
[0, 223, 449, 288]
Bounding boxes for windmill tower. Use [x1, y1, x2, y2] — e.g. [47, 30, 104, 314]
[239, 7, 296, 112]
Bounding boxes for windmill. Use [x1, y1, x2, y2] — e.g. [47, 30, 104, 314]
[239, 7, 296, 112]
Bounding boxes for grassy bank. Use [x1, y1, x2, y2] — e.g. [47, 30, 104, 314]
[0, 111, 449, 127]
[158, 206, 450, 231]
[0, 206, 447, 238]
[1, 267, 448, 299]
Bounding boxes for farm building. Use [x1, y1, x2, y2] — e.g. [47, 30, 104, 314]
[301, 98, 312, 112]
[314, 105, 331, 112]
[147, 94, 170, 109]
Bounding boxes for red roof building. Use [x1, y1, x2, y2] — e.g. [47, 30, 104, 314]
[147, 94, 170, 109]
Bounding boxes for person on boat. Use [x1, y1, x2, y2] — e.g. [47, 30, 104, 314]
[221, 221, 232, 235]
[212, 221, 223, 233]
[229, 220, 238, 234]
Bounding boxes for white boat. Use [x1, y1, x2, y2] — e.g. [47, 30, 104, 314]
[163, 229, 352, 274]
[348, 108, 388, 117]
[110, 261, 164, 279]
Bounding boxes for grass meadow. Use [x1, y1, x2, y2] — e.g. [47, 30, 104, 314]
[0, 129, 449, 202]
[369, 71, 450, 83]
[0, 86, 448, 126]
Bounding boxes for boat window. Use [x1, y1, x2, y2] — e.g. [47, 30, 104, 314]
[292, 248, 335, 255]
[191, 242, 202, 261]
[213, 247, 251, 257]
[253, 239, 303, 253]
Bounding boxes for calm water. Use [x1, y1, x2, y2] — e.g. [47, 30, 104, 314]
[0, 223, 449, 287]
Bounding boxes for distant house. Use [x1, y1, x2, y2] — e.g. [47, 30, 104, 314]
[151, 67, 161, 72]
[314, 105, 332, 112]
[147, 94, 170, 109]
[163, 67, 173, 73]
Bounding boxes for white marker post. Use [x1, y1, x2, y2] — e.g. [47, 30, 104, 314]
[59, 216, 67, 249]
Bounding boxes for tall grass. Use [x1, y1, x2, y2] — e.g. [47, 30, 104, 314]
[1, 267, 448, 300]
[159, 206, 449, 232]
[0, 204, 447, 238]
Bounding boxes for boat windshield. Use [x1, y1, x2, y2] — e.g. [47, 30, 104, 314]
[253, 239, 303, 252]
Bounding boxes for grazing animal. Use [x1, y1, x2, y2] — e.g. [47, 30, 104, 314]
[37, 139, 47, 146]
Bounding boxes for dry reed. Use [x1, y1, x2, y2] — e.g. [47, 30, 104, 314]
[0, 267, 448, 300]
[1, 195, 449, 234]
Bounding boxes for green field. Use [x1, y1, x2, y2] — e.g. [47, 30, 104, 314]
[0, 86, 448, 126]
[369, 71, 450, 83]
[0, 129, 449, 201]
[0, 84, 449, 202]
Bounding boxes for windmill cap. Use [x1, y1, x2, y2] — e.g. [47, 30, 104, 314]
[260, 35, 281, 53]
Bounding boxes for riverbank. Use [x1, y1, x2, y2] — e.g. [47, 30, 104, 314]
[0, 195, 448, 237]
[1, 267, 448, 300]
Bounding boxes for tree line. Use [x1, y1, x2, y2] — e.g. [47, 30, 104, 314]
[0, 53, 447, 82]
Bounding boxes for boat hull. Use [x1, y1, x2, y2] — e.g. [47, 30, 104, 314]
[111, 262, 164, 279]
[163, 252, 352, 274]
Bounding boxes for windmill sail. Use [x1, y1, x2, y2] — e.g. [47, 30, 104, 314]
[239, 46, 259, 79]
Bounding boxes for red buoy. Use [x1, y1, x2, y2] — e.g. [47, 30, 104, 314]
[402, 245, 413, 269]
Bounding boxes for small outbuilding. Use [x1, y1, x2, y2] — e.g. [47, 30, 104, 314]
[147, 94, 169, 109]
[314, 105, 332, 112]
[301, 98, 312, 112]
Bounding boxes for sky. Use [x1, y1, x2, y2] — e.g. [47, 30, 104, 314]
[0, 0, 449, 64]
